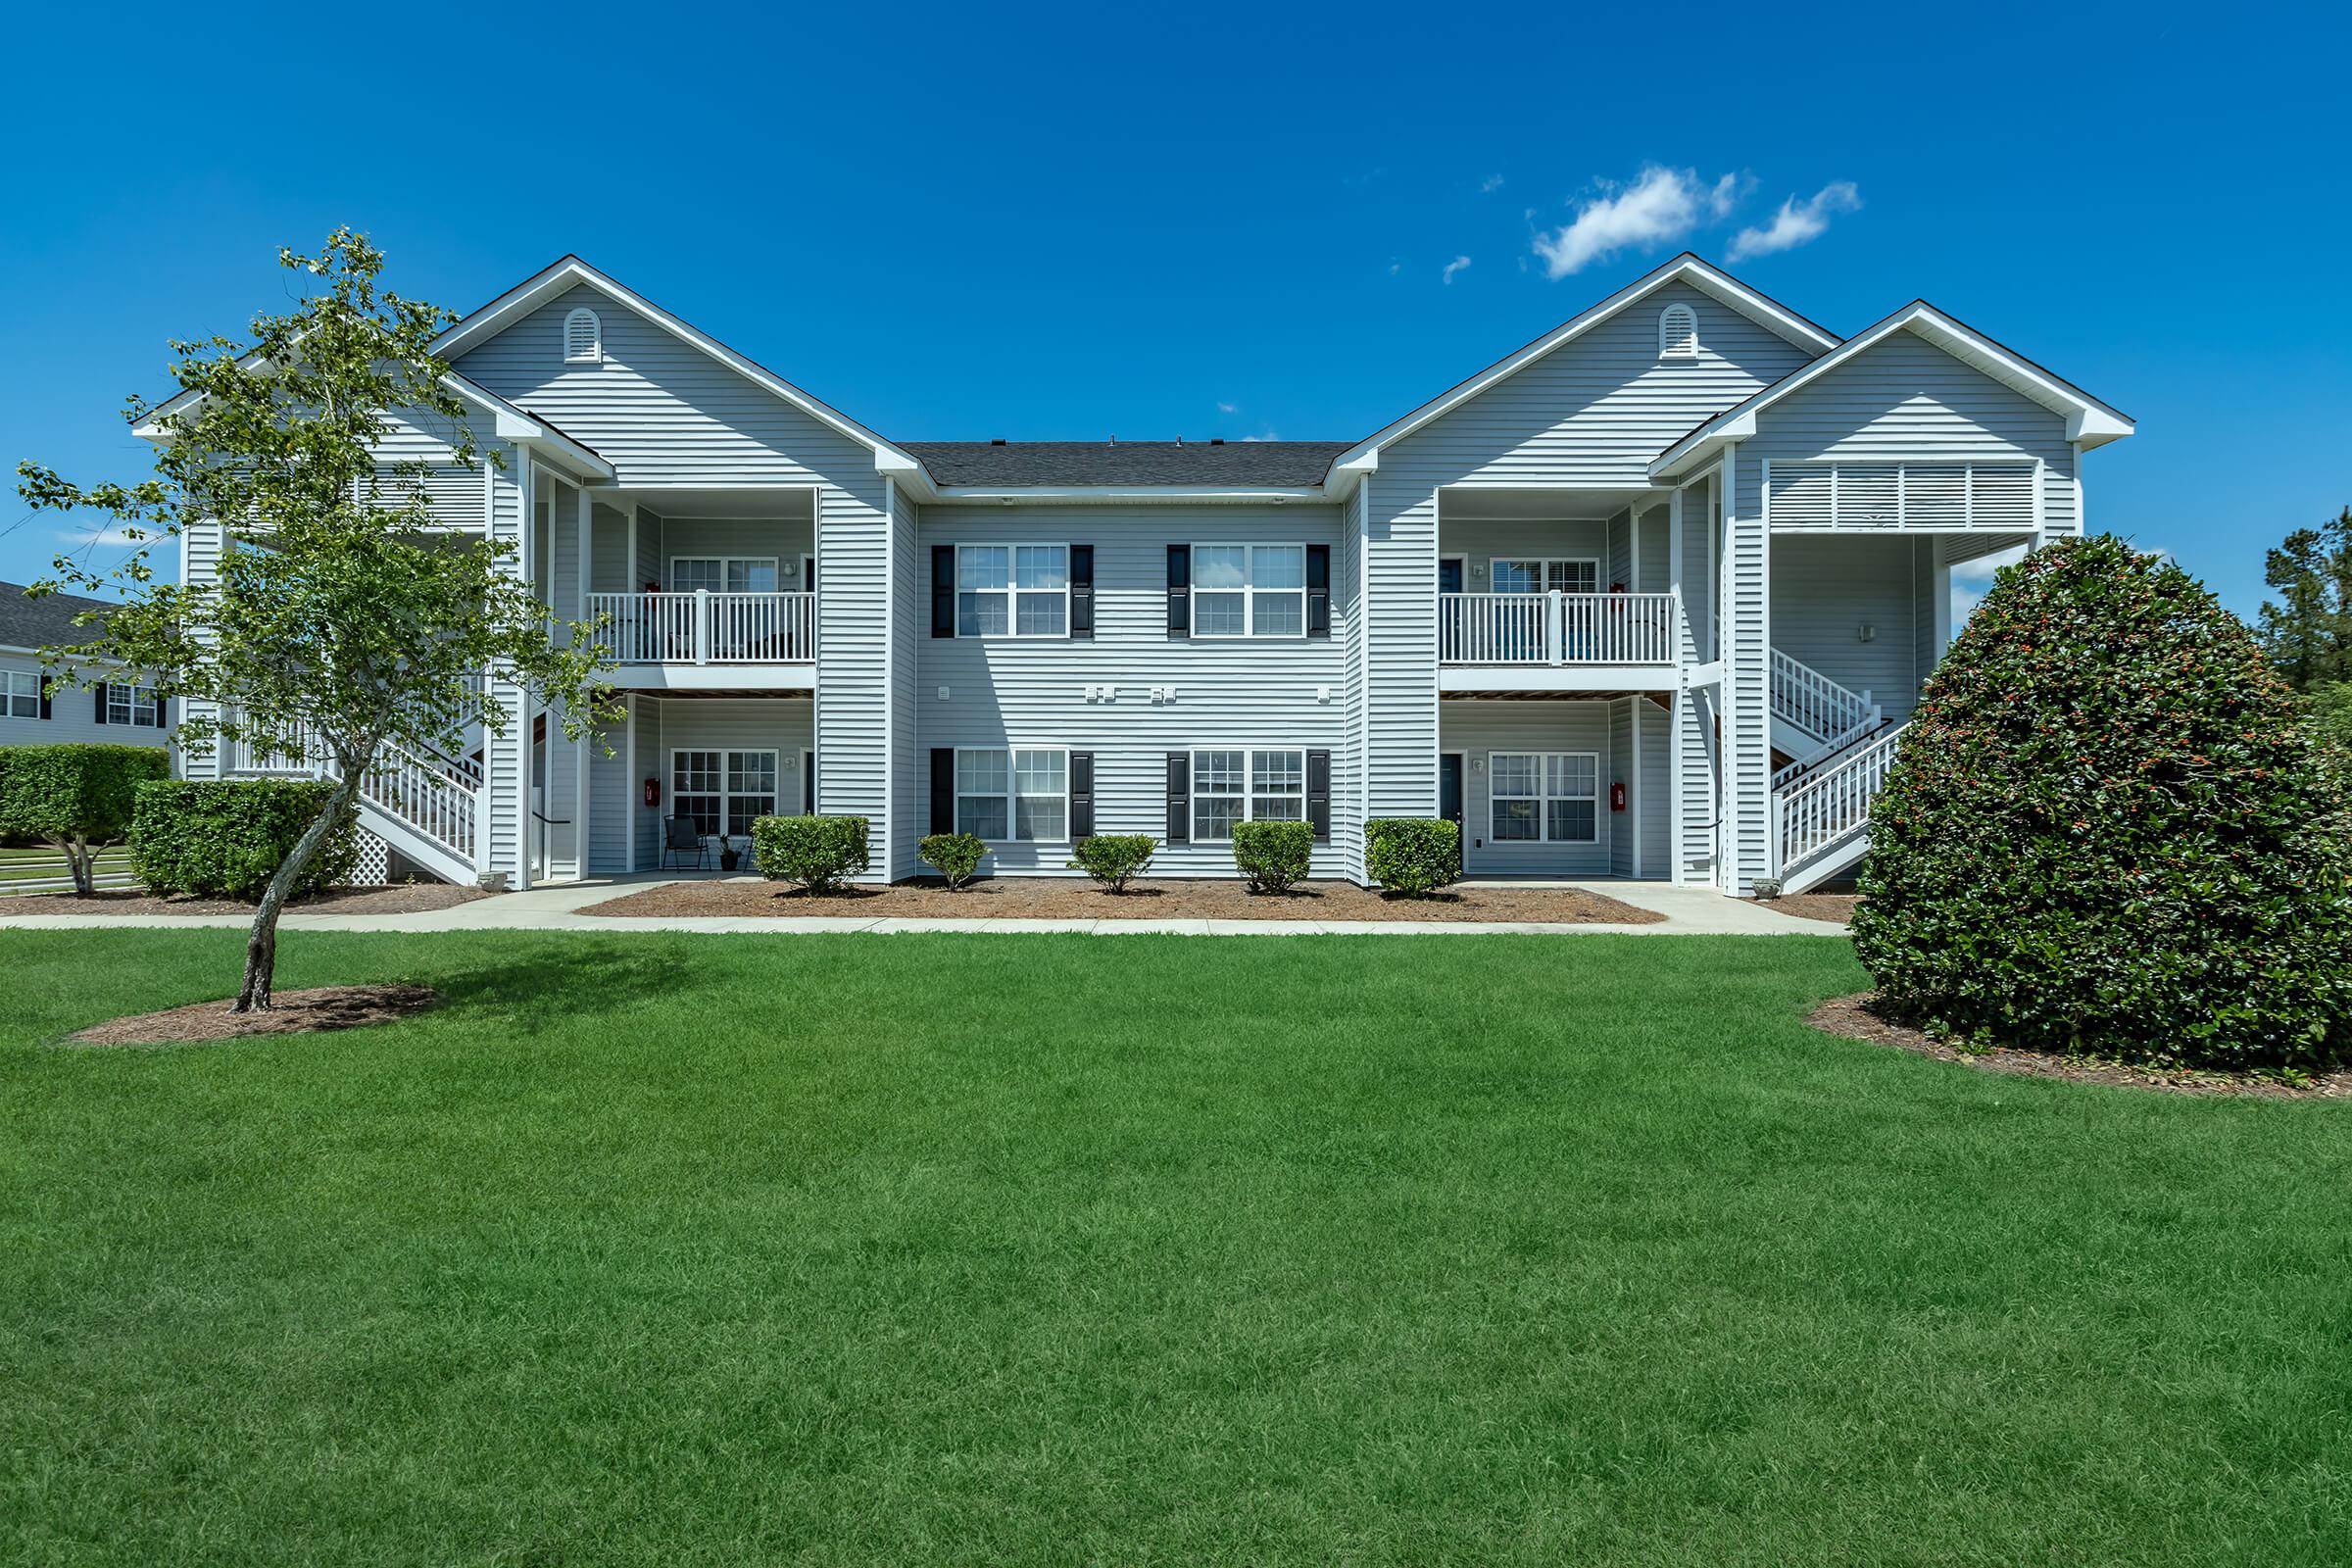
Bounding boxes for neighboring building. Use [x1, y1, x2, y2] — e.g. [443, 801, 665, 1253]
[0, 583, 171, 748]
[143, 252, 2132, 896]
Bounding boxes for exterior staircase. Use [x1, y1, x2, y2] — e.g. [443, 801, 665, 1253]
[1765, 651, 1903, 894]
[226, 721, 480, 885]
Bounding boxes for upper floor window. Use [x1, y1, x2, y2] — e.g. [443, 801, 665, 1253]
[957, 544, 1068, 637]
[1492, 558, 1598, 595]
[1192, 543, 1304, 637]
[106, 681, 162, 727]
[3, 669, 41, 718]
[1658, 303, 1698, 359]
[564, 307, 603, 364]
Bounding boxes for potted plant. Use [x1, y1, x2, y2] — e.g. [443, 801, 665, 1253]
[718, 837, 742, 873]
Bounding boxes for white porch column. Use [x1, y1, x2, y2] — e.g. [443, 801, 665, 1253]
[574, 483, 592, 878]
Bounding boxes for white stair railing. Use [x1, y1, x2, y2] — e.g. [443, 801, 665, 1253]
[1439, 591, 1678, 665]
[1774, 722, 1907, 873]
[1770, 648, 1878, 743]
[358, 741, 477, 858]
[586, 591, 817, 664]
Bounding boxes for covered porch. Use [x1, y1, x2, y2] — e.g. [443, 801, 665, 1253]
[570, 486, 820, 686]
[1436, 485, 1682, 691]
[1440, 694, 1672, 881]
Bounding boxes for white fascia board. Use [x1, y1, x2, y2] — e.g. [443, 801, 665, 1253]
[1648, 303, 2136, 480]
[1324, 255, 1841, 473]
[432, 257, 929, 483]
[932, 485, 1336, 507]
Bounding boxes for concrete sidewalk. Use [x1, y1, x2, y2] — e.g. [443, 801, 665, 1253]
[0, 877, 1843, 937]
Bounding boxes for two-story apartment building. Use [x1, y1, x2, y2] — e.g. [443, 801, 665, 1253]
[157, 252, 2132, 897]
[0, 584, 172, 751]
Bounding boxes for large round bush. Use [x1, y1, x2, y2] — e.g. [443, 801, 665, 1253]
[1851, 534, 2352, 1068]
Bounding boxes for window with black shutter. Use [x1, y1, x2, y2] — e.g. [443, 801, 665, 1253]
[1070, 752, 1094, 838]
[930, 546, 956, 637]
[1307, 750, 1331, 841]
[930, 749, 955, 834]
[1306, 545, 1331, 638]
[1165, 545, 1190, 634]
[1070, 545, 1094, 639]
[1164, 752, 1189, 842]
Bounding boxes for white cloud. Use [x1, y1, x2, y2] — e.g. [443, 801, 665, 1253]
[1216, 401, 1237, 415]
[1388, 259, 1401, 276]
[1480, 172, 1505, 194]
[1532, 166, 1735, 278]
[1727, 181, 1861, 262]
[57, 524, 147, 550]
[1240, 429, 1281, 443]
[1441, 255, 1472, 285]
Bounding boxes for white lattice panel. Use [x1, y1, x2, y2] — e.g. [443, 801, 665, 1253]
[354, 828, 390, 885]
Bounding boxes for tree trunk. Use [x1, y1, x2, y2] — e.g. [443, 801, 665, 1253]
[62, 835, 95, 897]
[234, 768, 365, 1012]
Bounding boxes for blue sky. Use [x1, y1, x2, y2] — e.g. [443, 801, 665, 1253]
[4, 1, 2344, 618]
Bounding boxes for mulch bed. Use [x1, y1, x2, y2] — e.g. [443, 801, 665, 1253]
[1808, 992, 2349, 1099]
[1763, 893, 1860, 925]
[583, 877, 1665, 924]
[12, 884, 491, 917]
[62, 984, 440, 1048]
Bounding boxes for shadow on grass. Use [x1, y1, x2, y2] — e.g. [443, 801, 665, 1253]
[425, 940, 687, 1032]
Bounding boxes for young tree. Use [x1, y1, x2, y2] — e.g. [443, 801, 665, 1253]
[2259, 506, 2352, 690]
[18, 229, 616, 1010]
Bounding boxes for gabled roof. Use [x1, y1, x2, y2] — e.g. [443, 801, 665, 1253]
[905, 440, 1351, 489]
[431, 256, 924, 487]
[131, 363, 615, 482]
[0, 581, 119, 655]
[1321, 253, 1842, 477]
[1650, 300, 2136, 479]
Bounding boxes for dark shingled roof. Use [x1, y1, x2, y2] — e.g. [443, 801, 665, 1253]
[0, 582, 117, 652]
[903, 440, 1351, 488]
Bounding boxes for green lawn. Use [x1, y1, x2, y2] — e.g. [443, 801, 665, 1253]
[3, 932, 2346, 1565]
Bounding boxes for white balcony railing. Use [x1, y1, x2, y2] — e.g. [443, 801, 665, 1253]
[1438, 591, 1678, 666]
[586, 591, 817, 665]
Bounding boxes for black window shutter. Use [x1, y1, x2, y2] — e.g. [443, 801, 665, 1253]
[151, 694, 168, 728]
[93, 685, 108, 724]
[1070, 752, 1094, 839]
[38, 675, 51, 721]
[1165, 752, 1189, 843]
[1166, 545, 1190, 635]
[1307, 750, 1331, 842]
[1306, 544, 1331, 637]
[931, 546, 956, 637]
[804, 750, 817, 814]
[1069, 545, 1093, 639]
[930, 748, 955, 835]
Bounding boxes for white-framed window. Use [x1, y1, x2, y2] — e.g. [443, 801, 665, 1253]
[670, 749, 777, 842]
[106, 681, 161, 727]
[1659, 302, 1698, 359]
[1191, 543, 1305, 637]
[956, 747, 1068, 842]
[564, 307, 603, 364]
[1191, 748, 1305, 841]
[956, 544, 1068, 637]
[3, 669, 41, 718]
[669, 556, 779, 594]
[1491, 558, 1599, 595]
[1490, 752, 1598, 843]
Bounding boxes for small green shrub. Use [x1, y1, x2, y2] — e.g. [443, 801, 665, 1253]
[0, 743, 172, 893]
[1232, 818, 1313, 894]
[1852, 534, 2352, 1070]
[1067, 834, 1156, 892]
[130, 778, 359, 901]
[752, 814, 870, 894]
[919, 831, 987, 890]
[1366, 817, 1460, 897]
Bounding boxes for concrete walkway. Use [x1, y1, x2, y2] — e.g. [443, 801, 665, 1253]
[0, 876, 1843, 937]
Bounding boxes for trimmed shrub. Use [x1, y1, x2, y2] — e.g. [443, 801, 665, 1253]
[1852, 534, 2352, 1069]
[0, 743, 172, 893]
[130, 777, 359, 901]
[919, 831, 987, 890]
[1366, 817, 1461, 897]
[752, 813, 870, 894]
[1067, 833, 1156, 892]
[1232, 818, 1313, 894]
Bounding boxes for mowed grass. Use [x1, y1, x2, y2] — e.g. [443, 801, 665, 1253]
[2, 931, 2348, 1566]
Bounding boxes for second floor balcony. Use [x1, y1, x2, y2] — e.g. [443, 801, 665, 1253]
[587, 590, 817, 688]
[1439, 590, 1679, 691]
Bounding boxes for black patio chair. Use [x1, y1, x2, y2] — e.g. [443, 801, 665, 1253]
[661, 815, 710, 870]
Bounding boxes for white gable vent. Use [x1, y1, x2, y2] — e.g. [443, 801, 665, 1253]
[1658, 303, 1698, 359]
[564, 307, 603, 365]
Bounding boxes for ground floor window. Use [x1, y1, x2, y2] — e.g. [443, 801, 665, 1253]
[1490, 752, 1597, 843]
[956, 747, 1067, 841]
[1192, 748, 1304, 841]
[3, 669, 40, 718]
[106, 681, 161, 727]
[671, 749, 778, 841]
